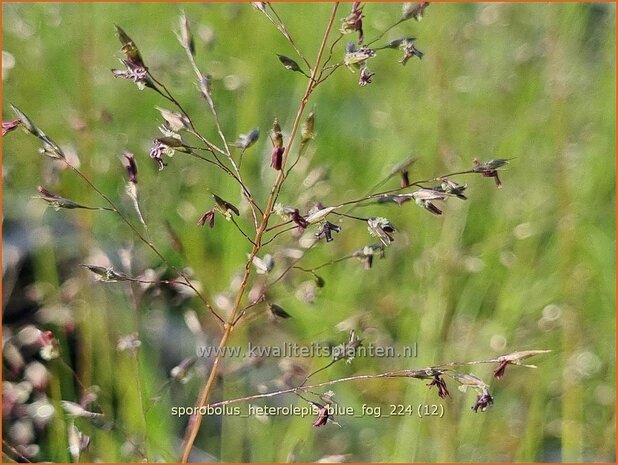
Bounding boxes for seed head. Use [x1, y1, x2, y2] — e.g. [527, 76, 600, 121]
[233, 128, 260, 149]
[269, 303, 292, 319]
[340, 2, 364, 44]
[301, 111, 315, 144]
[123, 152, 138, 184]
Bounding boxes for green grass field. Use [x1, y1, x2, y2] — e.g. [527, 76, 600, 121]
[2, 2, 615, 462]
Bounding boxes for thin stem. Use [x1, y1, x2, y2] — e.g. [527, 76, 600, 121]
[205, 371, 436, 409]
[300, 358, 340, 387]
[230, 217, 257, 246]
[234, 242, 322, 326]
[205, 351, 549, 409]
[265, 3, 312, 70]
[337, 169, 477, 209]
[319, 32, 344, 75]
[285, 139, 310, 178]
[316, 63, 342, 85]
[181, 44, 261, 229]
[65, 161, 225, 326]
[261, 225, 297, 246]
[126, 279, 149, 460]
[148, 72, 222, 157]
[148, 70, 263, 225]
[332, 211, 369, 222]
[265, 219, 293, 233]
[365, 18, 405, 47]
[178, 147, 227, 170]
[293, 254, 354, 273]
[238, 147, 248, 169]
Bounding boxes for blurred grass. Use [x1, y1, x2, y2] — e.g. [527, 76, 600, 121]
[2, 2, 615, 462]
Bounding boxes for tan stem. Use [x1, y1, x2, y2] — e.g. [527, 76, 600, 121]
[178, 4, 340, 461]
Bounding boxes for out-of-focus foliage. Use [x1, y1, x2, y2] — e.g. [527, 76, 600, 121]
[2, 3, 615, 462]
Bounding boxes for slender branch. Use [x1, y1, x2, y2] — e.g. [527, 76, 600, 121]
[261, 225, 297, 246]
[178, 146, 228, 170]
[293, 254, 354, 273]
[148, 70, 263, 227]
[265, 3, 312, 70]
[319, 32, 344, 76]
[237, 147, 248, 169]
[316, 63, 343, 85]
[336, 169, 477, 209]
[265, 219, 293, 233]
[180, 43, 262, 228]
[332, 211, 369, 222]
[285, 138, 310, 178]
[205, 352, 549, 409]
[365, 18, 405, 47]
[147, 72, 224, 157]
[65, 161, 225, 326]
[230, 217, 257, 246]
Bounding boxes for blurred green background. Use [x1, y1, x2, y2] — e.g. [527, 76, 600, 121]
[2, 2, 615, 462]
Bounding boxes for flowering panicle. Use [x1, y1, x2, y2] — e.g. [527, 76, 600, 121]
[198, 194, 240, 229]
[277, 54, 307, 76]
[344, 43, 376, 71]
[451, 373, 494, 413]
[359, 65, 375, 86]
[340, 2, 364, 44]
[394, 37, 424, 64]
[332, 330, 363, 363]
[274, 204, 309, 230]
[82, 265, 129, 283]
[68, 422, 90, 462]
[156, 107, 190, 133]
[427, 374, 450, 399]
[38, 330, 60, 360]
[437, 177, 467, 199]
[123, 152, 146, 225]
[472, 158, 513, 188]
[197, 209, 216, 228]
[177, 14, 195, 56]
[149, 136, 192, 171]
[489, 350, 552, 379]
[213, 194, 240, 218]
[251, 254, 275, 274]
[61, 401, 103, 419]
[170, 357, 197, 384]
[311, 402, 334, 427]
[409, 188, 449, 215]
[315, 221, 341, 242]
[400, 169, 411, 188]
[123, 152, 138, 184]
[233, 128, 260, 149]
[36, 186, 90, 211]
[472, 387, 494, 412]
[116, 333, 142, 353]
[111, 26, 156, 91]
[301, 112, 315, 144]
[367, 217, 396, 246]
